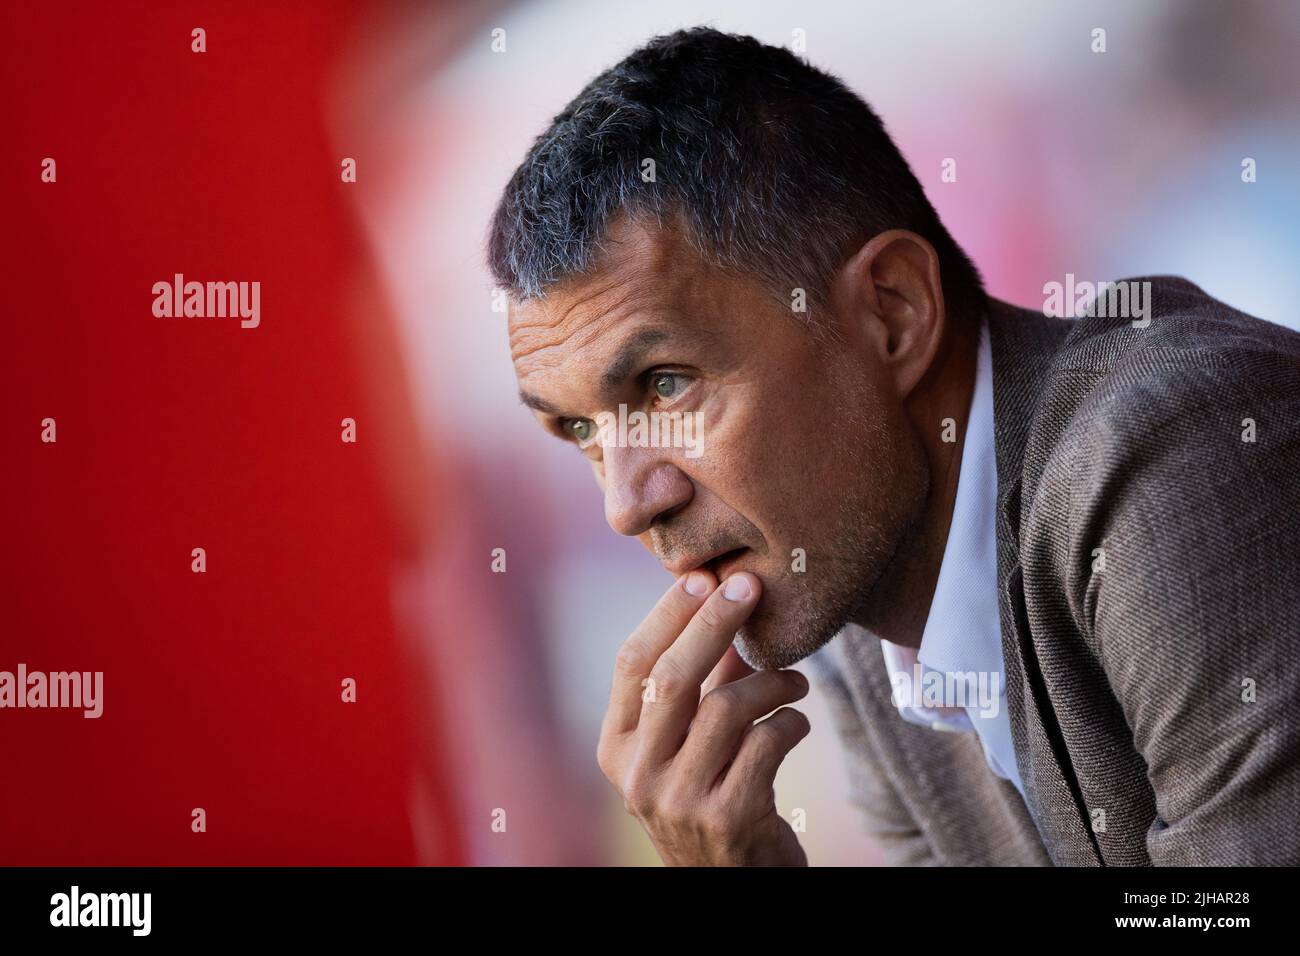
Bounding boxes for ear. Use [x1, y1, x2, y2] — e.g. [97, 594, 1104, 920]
[832, 229, 945, 398]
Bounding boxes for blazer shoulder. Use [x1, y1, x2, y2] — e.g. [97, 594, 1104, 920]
[1016, 276, 1300, 614]
[1017, 276, 1300, 479]
[1028, 288, 1300, 502]
[1051, 274, 1300, 379]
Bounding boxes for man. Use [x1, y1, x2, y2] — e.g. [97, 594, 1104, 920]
[487, 27, 1300, 865]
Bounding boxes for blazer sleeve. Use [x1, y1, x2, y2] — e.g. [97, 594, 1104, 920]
[806, 651, 941, 866]
[1070, 359, 1300, 865]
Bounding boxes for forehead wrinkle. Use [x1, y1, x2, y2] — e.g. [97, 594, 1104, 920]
[510, 272, 663, 375]
[508, 304, 592, 369]
[509, 220, 707, 397]
[566, 266, 711, 387]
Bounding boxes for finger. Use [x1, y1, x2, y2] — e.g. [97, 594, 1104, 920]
[700, 642, 755, 698]
[718, 706, 811, 816]
[680, 669, 809, 786]
[637, 572, 761, 766]
[604, 568, 718, 738]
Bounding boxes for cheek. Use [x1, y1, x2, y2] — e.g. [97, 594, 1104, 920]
[764, 379, 897, 522]
[691, 370, 877, 537]
[686, 434, 795, 547]
[698, 383, 818, 492]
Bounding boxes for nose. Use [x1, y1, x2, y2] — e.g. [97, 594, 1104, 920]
[602, 444, 694, 537]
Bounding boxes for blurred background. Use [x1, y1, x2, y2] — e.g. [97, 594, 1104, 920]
[4, 0, 1298, 865]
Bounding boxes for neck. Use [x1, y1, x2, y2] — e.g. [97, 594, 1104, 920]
[852, 302, 984, 649]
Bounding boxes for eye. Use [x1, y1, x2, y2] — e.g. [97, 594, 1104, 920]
[565, 418, 595, 445]
[651, 372, 689, 400]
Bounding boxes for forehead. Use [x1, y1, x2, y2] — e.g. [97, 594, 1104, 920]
[507, 217, 729, 380]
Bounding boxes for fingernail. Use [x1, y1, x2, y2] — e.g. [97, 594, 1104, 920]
[723, 575, 752, 602]
[792, 670, 809, 690]
[683, 571, 711, 596]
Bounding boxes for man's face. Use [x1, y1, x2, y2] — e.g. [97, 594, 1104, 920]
[509, 218, 928, 669]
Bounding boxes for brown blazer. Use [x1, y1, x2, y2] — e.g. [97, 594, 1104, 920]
[807, 277, 1300, 866]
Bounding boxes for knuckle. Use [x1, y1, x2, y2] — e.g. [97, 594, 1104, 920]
[752, 709, 809, 755]
[613, 641, 649, 679]
[621, 771, 656, 819]
[698, 803, 734, 841]
[693, 600, 729, 633]
[595, 736, 620, 782]
[697, 684, 742, 725]
[647, 657, 688, 703]
[656, 787, 693, 828]
[748, 722, 786, 761]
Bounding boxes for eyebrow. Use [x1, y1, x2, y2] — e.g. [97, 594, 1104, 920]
[599, 327, 671, 392]
[518, 390, 559, 414]
[518, 325, 718, 418]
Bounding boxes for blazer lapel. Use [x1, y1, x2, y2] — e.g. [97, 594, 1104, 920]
[987, 300, 1102, 866]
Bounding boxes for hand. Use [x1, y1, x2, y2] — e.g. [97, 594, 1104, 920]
[597, 568, 812, 866]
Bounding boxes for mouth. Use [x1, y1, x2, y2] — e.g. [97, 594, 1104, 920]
[701, 547, 749, 581]
[663, 544, 752, 579]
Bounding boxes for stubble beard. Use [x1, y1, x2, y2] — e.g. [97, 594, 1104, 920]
[731, 384, 929, 671]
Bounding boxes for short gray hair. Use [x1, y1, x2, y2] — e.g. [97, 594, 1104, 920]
[487, 27, 984, 323]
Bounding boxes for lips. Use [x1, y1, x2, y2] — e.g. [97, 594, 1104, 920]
[704, 547, 748, 580]
[663, 546, 748, 579]
[662, 538, 754, 578]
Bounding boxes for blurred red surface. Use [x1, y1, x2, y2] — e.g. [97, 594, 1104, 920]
[0, 1, 462, 864]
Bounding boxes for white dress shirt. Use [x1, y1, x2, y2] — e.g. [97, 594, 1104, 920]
[879, 314, 1026, 798]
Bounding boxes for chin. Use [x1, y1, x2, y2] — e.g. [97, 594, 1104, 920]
[732, 592, 845, 671]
